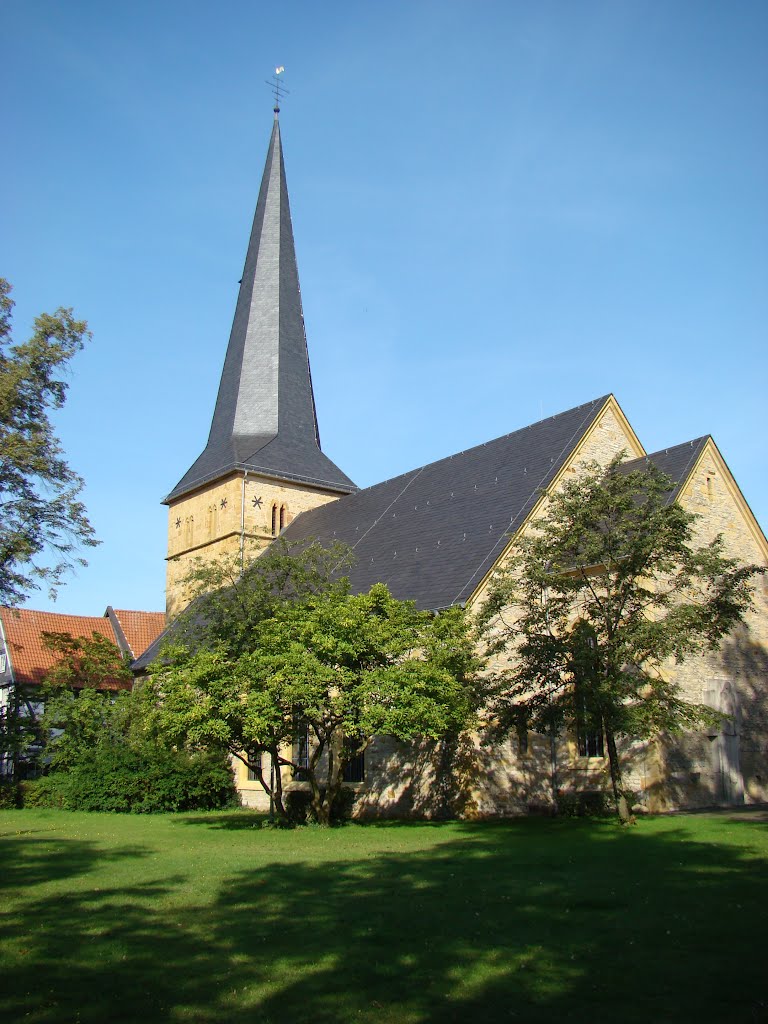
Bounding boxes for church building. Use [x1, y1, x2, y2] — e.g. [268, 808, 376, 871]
[148, 110, 768, 817]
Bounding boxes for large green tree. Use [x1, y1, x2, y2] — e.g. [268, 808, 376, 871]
[479, 454, 764, 822]
[146, 544, 480, 824]
[0, 278, 97, 606]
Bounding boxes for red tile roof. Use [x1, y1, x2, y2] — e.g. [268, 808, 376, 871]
[0, 608, 119, 687]
[0, 606, 165, 689]
[110, 609, 166, 659]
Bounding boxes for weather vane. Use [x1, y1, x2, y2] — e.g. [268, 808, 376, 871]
[266, 67, 289, 114]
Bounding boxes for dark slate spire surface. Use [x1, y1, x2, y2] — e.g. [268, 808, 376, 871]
[166, 117, 356, 502]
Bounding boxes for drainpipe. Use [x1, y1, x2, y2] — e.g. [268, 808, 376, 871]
[240, 470, 249, 569]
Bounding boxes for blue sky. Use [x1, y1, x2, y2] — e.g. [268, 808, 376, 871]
[3, 0, 767, 615]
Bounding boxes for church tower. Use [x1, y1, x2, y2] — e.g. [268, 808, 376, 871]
[164, 113, 356, 616]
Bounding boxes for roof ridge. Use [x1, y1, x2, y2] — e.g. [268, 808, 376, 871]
[350, 395, 611, 495]
[448, 396, 609, 605]
[636, 435, 710, 460]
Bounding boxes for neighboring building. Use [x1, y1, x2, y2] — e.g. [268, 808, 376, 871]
[145, 111, 767, 814]
[0, 607, 165, 777]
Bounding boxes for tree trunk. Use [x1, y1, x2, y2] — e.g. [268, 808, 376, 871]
[307, 735, 327, 825]
[605, 728, 632, 824]
[271, 750, 287, 821]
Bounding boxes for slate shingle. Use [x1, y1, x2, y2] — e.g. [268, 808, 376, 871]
[165, 119, 355, 502]
[621, 437, 709, 500]
[281, 396, 613, 609]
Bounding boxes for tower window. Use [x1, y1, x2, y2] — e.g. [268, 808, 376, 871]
[279, 504, 287, 531]
[271, 504, 278, 536]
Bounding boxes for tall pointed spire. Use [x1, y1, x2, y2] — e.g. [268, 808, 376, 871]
[166, 117, 355, 502]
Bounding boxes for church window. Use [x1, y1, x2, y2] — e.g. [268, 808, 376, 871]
[279, 504, 287, 531]
[578, 724, 604, 758]
[576, 677, 604, 757]
[342, 741, 365, 783]
[706, 476, 714, 500]
[246, 750, 262, 781]
[293, 718, 310, 780]
[271, 504, 278, 536]
[572, 622, 605, 758]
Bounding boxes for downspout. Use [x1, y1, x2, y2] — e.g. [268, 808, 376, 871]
[240, 470, 249, 569]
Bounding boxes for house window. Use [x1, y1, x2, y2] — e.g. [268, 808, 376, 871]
[342, 748, 365, 783]
[246, 750, 262, 781]
[294, 719, 310, 780]
[271, 504, 278, 536]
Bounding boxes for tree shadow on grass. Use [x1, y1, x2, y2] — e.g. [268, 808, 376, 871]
[0, 833, 151, 891]
[1, 818, 765, 1024]
[178, 810, 270, 830]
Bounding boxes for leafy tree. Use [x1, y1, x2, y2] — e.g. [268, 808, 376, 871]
[170, 537, 355, 647]
[147, 545, 480, 824]
[39, 630, 133, 771]
[479, 454, 764, 823]
[0, 278, 97, 606]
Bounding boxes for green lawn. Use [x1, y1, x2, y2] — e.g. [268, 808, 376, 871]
[1, 809, 765, 1023]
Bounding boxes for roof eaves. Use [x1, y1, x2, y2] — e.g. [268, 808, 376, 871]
[164, 461, 357, 504]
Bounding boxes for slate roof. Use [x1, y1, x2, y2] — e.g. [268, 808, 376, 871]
[622, 437, 709, 500]
[279, 396, 613, 610]
[133, 396, 612, 668]
[166, 117, 355, 502]
[0, 608, 164, 689]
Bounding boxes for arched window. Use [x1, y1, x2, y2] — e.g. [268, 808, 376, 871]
[271, 504, 278, 537]
[571, 621, 604, 758]
[279, 504, 287, 532]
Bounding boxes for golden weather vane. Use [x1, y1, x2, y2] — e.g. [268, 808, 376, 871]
[266, 66, 289, 114]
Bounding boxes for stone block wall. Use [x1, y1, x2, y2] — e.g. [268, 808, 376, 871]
[165, 472, 341, 617]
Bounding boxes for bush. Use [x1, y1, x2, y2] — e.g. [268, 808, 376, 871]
[556, 790, 613, 818]
[18, 777, 63, 808]
[0, 780, 21, 809]
[26, 745, 239, 813]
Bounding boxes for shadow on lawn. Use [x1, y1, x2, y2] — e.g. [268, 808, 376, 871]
[0, 832, 151, 892]
[2, 818, 765, 1024]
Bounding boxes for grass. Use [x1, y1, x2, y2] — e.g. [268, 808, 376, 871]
[1, 809, 765, 1023]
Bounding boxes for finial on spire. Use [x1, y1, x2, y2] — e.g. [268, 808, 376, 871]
[266, 67, 289, 116]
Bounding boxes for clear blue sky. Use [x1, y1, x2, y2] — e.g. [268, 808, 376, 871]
[3, 1, 767, 615]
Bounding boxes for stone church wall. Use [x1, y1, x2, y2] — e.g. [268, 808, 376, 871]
[229, 411, 766, 819]
[165, 473, 341, 617]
